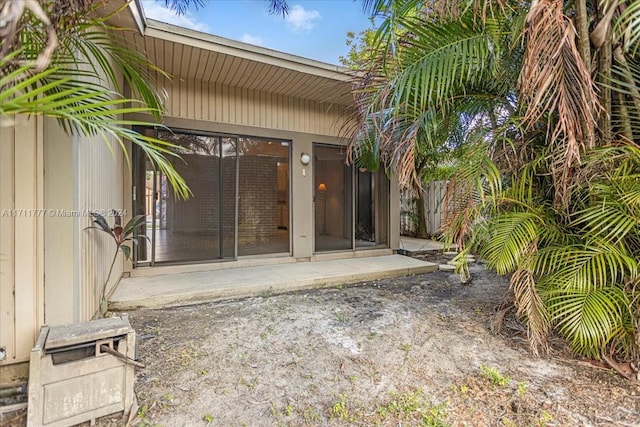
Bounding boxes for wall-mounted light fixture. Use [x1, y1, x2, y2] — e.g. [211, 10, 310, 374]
[300, 153, 311, 165]
[317, 182, 327, 191]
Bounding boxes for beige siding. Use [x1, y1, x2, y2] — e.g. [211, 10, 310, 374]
[157, 76, 348, 137]
[74, 132, 126, 321]
[42, 118, 125, 324]
[0, 115, 44, 365]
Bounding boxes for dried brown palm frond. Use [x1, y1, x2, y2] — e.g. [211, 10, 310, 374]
[519, 0, 600, 208]
[511, 250, 551, 356]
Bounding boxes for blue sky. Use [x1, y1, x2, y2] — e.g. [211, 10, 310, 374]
[140, 0, 375, 65]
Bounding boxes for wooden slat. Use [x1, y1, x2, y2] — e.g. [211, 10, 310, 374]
[0, 118, 16, 364]
[194, 49, 211, 81]
[12, 115, 40, 361]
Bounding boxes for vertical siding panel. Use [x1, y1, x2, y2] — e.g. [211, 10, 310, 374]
[221, 84, 228, 123]
[247, 89, 255, 126]
[75, 134, 124, 320]
[171, 75, 180, 118]
[256, 90, 262, 128]
[241, 87, 248, 126]
[266, 92, 273, 129]
[234, 86, 241, 124]
[0, 119, 16, 364]
[180, 80, 188, 118]
[202, 81, 209, 121]
[12, 115, 41, 360]
[214, 83, 221, 122]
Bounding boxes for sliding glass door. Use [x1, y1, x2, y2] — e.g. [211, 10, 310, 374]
[314, 144, 389, 253]
[132, 129, 291, 266]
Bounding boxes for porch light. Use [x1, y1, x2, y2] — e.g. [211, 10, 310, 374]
[300, 153, 311, 165]
[317, 183, 327, 191]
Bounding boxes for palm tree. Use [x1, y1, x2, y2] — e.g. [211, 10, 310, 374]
[0, 0, 192, 197]
[0, 0, 292, 199]
[351, 0, 640, 377]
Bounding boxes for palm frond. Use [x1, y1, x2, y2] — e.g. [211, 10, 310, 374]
[511, 266, 550, 355]
[545, 286, 630, 358]
[535, 244, 637, 292]
[481, 211, 542, 275]
[1, 58, 190, 199]
[519, 0, 599, 207]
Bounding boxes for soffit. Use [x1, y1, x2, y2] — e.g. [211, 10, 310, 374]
[123, 20, 356, 106]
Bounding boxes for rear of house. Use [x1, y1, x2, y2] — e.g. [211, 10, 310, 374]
[0, 2, 400, 372]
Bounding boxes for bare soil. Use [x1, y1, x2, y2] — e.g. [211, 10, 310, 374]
[84, 255, 638, 427]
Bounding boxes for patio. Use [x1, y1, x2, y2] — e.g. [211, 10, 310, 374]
[109, 250, 439, 310]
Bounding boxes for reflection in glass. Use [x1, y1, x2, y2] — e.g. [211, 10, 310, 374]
[133, 130, 291, 265]
[237, 137, 290, 256]
[314, 145, 353, 252]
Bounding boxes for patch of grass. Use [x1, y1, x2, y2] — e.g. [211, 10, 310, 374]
[239, 377, 258, 391]
[300, 405, 320, 423]
[451, 384, 469, 394]
[202, 413, 214, 423]
[536, 409, 553, 426]
[400, 343, 411, 352]
[377, 390, 422, 418]
[423, 402, 449, 427]
[517, 381, 527, 397]
[329, 393, 357, 422]
[374, 390, 449, 426]
[479, 364, 510, 387]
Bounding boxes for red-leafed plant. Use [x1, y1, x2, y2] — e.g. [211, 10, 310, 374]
[86, 211, 147, 317]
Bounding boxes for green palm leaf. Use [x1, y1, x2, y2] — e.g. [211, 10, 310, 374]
[535, 244, 637, 292]
[481, 211, 541, 275]
[545, 286, 630, 358]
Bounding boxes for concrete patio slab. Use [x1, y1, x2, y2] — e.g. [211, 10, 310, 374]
[109, 254, 437, 310]
[398, 237, 455, 255]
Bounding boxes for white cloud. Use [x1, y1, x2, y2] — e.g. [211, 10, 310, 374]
[141, 1, 210, 33]
[284, 5, 321, 32]
[241, 34, 264, 46]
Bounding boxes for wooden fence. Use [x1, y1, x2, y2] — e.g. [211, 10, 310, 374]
[400, 180, 449, 237]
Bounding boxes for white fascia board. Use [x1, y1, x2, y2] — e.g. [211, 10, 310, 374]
[144, 19, 353, 82]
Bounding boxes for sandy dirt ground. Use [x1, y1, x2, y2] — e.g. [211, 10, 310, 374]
[5, 256, 639, 426]
[88, 257, 640, 427]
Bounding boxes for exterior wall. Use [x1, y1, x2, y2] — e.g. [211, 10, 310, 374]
[0, 115, 44, 366]
[0, 115, 126, 366]
[156, 76, 347, 138]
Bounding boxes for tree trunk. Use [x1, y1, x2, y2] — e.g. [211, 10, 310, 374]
[575, 0, 591, 68]
[597, 1, 613, 144]
[615, 90, 634, 141]
[416, 188, 428, 239]
[575, 0, 595, 147]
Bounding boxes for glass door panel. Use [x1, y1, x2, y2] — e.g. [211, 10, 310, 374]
[158, 131, 223, 263]
[237, 137, 290, 256]
[355, 170, 375, 248]
[314, 145, 353, 252]
[133, 130, 238, 265]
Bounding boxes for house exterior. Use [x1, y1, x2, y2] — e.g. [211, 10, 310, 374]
[0, 2, 400, 369]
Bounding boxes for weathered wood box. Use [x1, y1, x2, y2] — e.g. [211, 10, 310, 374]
[27, 316, 136, 426]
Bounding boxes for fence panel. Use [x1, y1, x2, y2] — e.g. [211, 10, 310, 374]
[400, 180, 449, 237]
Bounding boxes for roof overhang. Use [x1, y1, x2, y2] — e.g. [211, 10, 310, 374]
[106, 1, 356, 106]
[141, 20, 355, 106]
